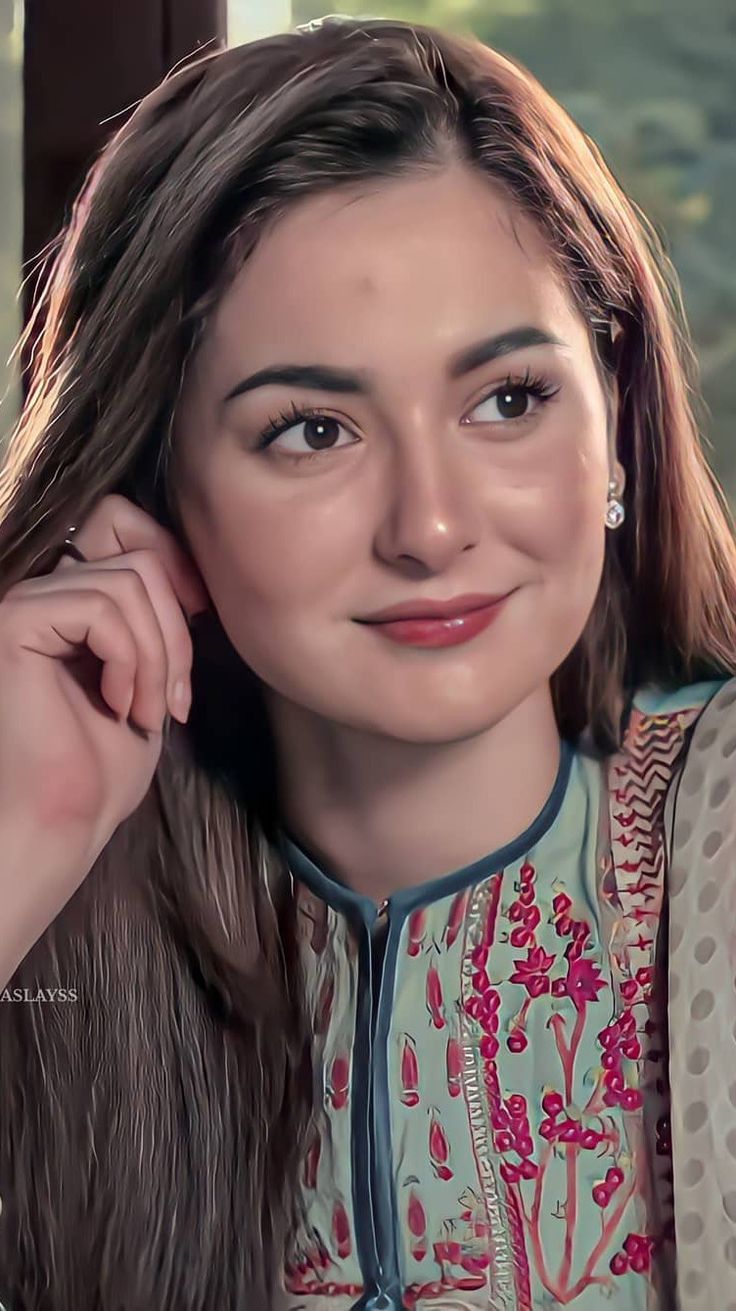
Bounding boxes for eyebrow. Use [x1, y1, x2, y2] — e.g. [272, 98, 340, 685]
[221, 326, 568, 403]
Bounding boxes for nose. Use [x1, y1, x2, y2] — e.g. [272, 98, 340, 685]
[373, 428, 482, 575]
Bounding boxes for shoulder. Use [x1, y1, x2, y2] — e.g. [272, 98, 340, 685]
[665, 674, 736, 866]
[668, 673, 736, 788]
[632, 675, 734, 719]
[611, 676, 735, 822]
[613, 676, 734, 780]
[665, 679, 736, 1284]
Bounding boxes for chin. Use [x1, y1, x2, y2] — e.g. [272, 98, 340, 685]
[349, 697, 513, 746]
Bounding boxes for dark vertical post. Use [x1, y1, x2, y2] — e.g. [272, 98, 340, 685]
[22, 0, 227, 394]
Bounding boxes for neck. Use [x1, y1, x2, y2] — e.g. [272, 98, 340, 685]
[265, 683, 563, 905]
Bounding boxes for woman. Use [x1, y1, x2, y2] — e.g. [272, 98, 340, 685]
[0, 13, 734, 1310]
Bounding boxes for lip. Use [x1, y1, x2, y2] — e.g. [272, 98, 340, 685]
[357, 594, 512, 649]
[356, 591, 513, 623]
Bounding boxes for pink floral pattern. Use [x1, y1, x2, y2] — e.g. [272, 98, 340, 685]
[282, 685, 716, 1306]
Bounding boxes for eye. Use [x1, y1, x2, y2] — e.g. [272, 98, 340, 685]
[254, 367, 560, 464]
[466, 369, 560, 427]
[256, 403, 356, 461]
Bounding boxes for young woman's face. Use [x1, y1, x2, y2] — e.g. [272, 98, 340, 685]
[173, 161, 622, 742]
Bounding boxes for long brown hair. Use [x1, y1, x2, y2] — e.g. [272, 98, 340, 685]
[1, 16, 735, 1309]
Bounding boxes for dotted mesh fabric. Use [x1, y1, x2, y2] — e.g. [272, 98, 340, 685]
[666, 676, 736, 1308]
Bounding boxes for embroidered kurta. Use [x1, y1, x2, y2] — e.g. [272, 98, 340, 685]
[275, 677, 729, 1311]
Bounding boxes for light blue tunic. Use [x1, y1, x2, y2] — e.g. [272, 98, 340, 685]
[275, 678, 726, 1310]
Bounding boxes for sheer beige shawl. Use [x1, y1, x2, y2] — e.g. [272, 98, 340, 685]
[666, 676, 736, 1308]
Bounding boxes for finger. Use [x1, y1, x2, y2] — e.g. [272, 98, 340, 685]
[11, 571, 171, 732]
[58, 493, 210, 620]
[43, 551, 193, 721]
[6, 588, 141, 723]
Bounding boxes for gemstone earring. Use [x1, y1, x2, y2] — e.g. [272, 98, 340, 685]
[605, 478, 625, 529]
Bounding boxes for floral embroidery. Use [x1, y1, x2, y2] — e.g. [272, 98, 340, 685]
[407, 1188, 428, 1261]
[428, 1108, 453, 1181]
[446, 1033, 463, 1099]
[331, 1201, 352, 1260]
[426, 963, 446, 1030]
[400, 1034, 421, 1108]
[407, 908, 427, 957]
[303, 1130, 321, 1190]
[453, 845, 662, 1302]
[283, 690, 715, 1305]
[444, 889, 470, 949]
[327, 1052, 350, 1111]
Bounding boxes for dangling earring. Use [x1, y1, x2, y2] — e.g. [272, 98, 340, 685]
[605, 478, 625, 529]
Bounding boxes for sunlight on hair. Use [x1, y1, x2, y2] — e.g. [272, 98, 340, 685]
[0, 1, 23, 452]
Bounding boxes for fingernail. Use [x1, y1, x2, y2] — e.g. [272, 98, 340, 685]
[122, 681, 134, 719]
[172, 678, 191, 722]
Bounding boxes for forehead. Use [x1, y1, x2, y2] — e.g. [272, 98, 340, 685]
[204, 162, 585, 368]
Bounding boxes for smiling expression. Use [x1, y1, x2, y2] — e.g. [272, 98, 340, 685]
[172, 161, 623, 743]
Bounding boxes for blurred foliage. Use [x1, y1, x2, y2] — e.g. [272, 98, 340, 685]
[292, 0, 736, 500]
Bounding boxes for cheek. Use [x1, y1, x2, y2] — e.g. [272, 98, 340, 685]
[523, 436, 608, 560]
[196, 493, 350, 619]
[532, 482, 605, 567]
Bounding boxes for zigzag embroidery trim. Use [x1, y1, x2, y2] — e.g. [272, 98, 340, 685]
[607, 707, 699, 977]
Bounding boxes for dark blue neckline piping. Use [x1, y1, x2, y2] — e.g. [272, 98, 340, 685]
[276, 736, 575, 922]
[278, 737, 575, 1309]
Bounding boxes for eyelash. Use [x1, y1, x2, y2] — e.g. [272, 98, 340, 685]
[256, 367, 561, 463]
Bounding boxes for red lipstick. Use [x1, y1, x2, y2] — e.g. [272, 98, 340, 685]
[356, 591, 513, 648]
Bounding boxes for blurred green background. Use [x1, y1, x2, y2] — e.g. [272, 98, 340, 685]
[283, 0, 736, 502]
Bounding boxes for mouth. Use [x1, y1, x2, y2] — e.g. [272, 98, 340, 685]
[355, 591, 514, 624]
[355, 592, 515, 649]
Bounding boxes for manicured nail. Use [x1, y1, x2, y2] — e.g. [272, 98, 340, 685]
[172, 678, 191, 722]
